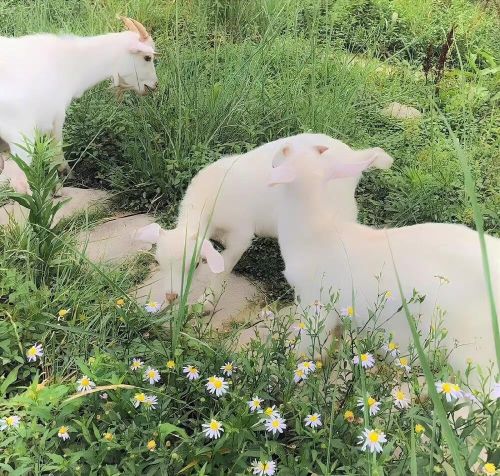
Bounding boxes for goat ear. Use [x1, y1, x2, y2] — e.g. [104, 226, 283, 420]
[357, 147, 394, 170]
[268, 165, 296, 186]
[135, 223, 161, 244]
[324, 159, 374, 181]
[201, 239, 224, 274]
[271, 145, 292, 168]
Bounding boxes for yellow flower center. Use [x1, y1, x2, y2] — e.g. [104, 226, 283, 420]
[385, 291, 393, 298]
[368, 431, 380, 443]
[6, 416, 16, 426]
[309, 415, 318, 421]
[344, 410, 354, 421]
[452, 384, 460, 392]
[27, 347, 37, 356]
[59, 426, 68, 434]
[484, 463, 496, 474]
[188, 367, 197, 374]
[103, 432, 113, 441]
[316, 360, 323, 369]
[213, 379, 222, 389]
[224, 364, 233, 371]
[147, 301, 157, 308]
[263, 463, 270, 471]
[347, 306, 354, 316]
[81, 378, 90, 386]
[360, 354, 368, 362]
[399, 357, 408, 366]
[442, 383, 452, 394]
[264, 407, 274, 416]
[166, 360, 175, 368]
[415, 424, 425, 434]
[396, 391, 405, 400]
[116, 299, 124, 307]
[209, 420, 220, 430]
[302, 362, 311, 368]
[388, 342, 398, 350]
[271, 420, 280, 428]
[367, 397, 376, 406]
[253, 399, 261, 407]
[295, 369, 304, 377]
[298, 322, 306, 329]
[58, 309, 68, 318]
[147, 440, 156, 450]
[135, 393, 146, 402]
[148, 370, 156, 379]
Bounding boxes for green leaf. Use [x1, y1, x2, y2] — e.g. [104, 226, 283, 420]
[158, 422, 189, 440]
[0, 365, 21, 397]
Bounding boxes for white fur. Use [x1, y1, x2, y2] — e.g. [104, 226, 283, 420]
[135, 133, 393, 302]
[272, 142, 499, 379]
[0, 27, 158, 192]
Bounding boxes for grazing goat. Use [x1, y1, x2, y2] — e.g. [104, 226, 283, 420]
[269, 142, 499, 379]
[134, 133, 393, 305]
[0, 17, 158, 193]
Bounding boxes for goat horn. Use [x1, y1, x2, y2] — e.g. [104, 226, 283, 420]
[130, 19, 150, 42]
[118, 15, 139, 34]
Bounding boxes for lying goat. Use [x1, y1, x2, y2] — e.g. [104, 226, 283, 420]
[0, 17, 158, 193]
[135, 133, 393, 306]
[269, 142, 499, 379]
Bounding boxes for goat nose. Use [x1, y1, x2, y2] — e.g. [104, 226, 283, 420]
[166, 292, 178, 303]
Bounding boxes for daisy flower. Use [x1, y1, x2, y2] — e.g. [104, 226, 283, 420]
[183, 365, 200, 380]
[357, 396, 381, 416]
[259, 308, 275, 319]
[0, 415, 21, 430]
[382, 341, 400, 357]
[340, 306, 354, 318]
[166, 360, 176, 369]
[57, 309, 69, 320]
[265, 416, 287, 435]
[395, 356, 411, 372]
[248, 396, 263, 412]
[147, 440, 156, 451]
[103, 432, 113, 441]
[435, 381, 462, 402]
[304, 413, 322, 429]
[353, 353, 375, 369]
[293, 321, 307, 333]
[251, 459, 277, 476]
[57, 426, 70, 441]
[202, 419, 224, 439]
[415, 424, 425, 434]
[220, 362, 236, 376]
[298, 361, 316, 374]
[133, 392, 147, 408]
[358, 428, 387, 453]
[293, 368, 308, 383]
[392, 388, 410, 409]
[344, 410, 355, 422]
[130, 358, 144, 371]
[384, 290, 394, 301]
[115, 298, 125, 308]
[490, 382, 500, 400]
[144, 301, 161, 313]
[77, 375, 95, 392]
[206, 376, 229, 397]
[26, 343, 43, 362]
[143, 367, 161, 385]
[263, 405, 280, 419]
[483, 463, 497, 475]
[144, 395, 158, 410]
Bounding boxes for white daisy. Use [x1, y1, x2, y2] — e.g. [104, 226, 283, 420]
[183, 365, 200, 380]
[206, 376, 229, 397]
[130, 358, 144, 371]
[144, 395, 158, 410]
[293, 321, 307, 334]
[395, 356, 411, 372]
[353, 353, 375, 369]
[357, 395, 381, 416]
[358, 428, 387, 453]
[392, 388, 411, 409]
[293, 368, 308, 383]
[340, 306, 354, 318]
[382, 341, 400, 357]
[0, 415, 21, 430]
[26, 343, 43, 362]
[298, 361, 316, 375]
[490, 382, 500, 400]
[304, 413, 322, 429]
[144, 301, 161, 313]
[76, 375, 96, 392]
[265, 416, 287, 435]
[262, 405, 280, 419]
[202, 419, 224, 439]
[251, 459, 277, 476]
[248, 396, 263, 412]
[435, 381, 462, 402]
[220, 362, 236, 376]
[143, 367, 161, 385]
[57, 425, 70, 441]
[132, 392, 147, 408]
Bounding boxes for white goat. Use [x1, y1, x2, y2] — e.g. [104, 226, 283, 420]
[134, 133, 393, 305]
[0, 17, 158, 193]
[269, 141, 499, 379]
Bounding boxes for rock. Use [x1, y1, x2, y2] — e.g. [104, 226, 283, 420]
[0, 186, 109, 226]
[382, 102, 422, 119]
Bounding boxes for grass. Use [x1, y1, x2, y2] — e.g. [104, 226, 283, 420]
[0, 0, 499, 474]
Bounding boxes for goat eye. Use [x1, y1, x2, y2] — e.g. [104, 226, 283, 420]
[144, 55, 152, 62]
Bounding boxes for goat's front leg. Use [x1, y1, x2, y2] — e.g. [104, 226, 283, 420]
[199, 231, 254, 310]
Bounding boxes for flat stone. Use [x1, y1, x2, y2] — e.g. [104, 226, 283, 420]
[382, 102, 422, 119]
[78, 214, 154, 263]
[0, 186, 109, 226]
